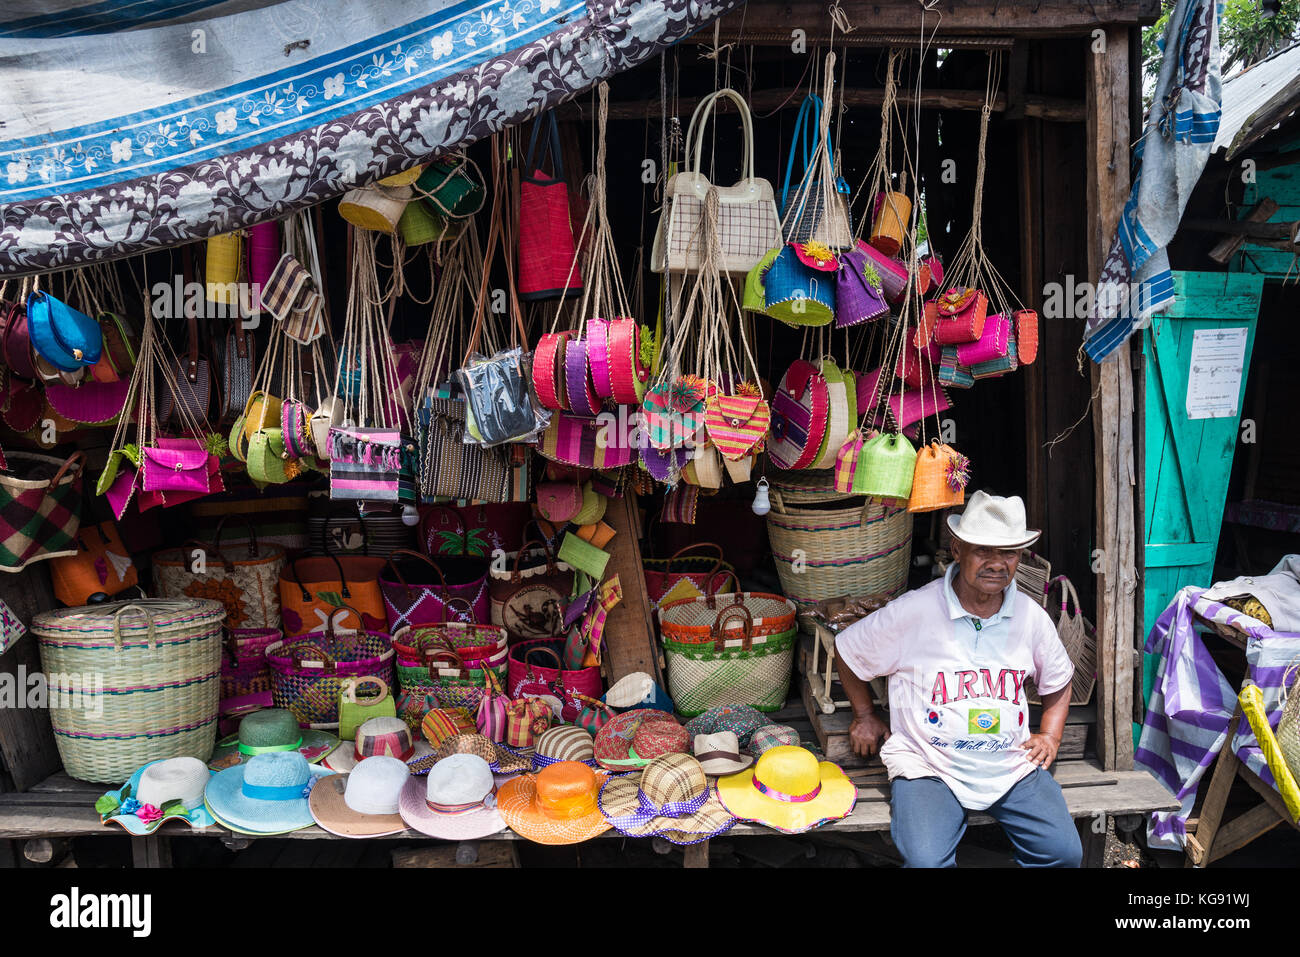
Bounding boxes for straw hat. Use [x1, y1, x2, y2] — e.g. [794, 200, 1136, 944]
[323, 715, 434, 773]
[309, 756, 409, 838]
[398, 753, 508, 841]
[208, 709, 339, 770]
[598, 753, 737, 845]
[497, 762, 611, 845]
[603, 671, 673, 711]
[684, 704, 770, 748]
[748, 724, 802, 755]
[946, 490, 1040, 550]
[97, 758, 215, 835]
[593, 710, 689, 771]
[715, 746, 856, 834]
[693, 732, 754, 776]
[204, 751, 336, 835]
[533, 726, 596, 770]
[406, 733, 532, 776]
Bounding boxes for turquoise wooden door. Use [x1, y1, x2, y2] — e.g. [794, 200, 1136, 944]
[1141, 271, 1264, 709]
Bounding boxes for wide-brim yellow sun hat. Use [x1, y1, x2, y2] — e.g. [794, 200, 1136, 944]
[716, 745, 856, 834]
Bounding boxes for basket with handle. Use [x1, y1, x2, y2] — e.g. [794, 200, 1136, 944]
[662, 598, 798, 717]
[1013, 551, 1051, 610]
[642, 541, 736, 605]
[765, 487, 911, 620]
[33, 598, 226, 782]
[1026, 576, 1095, 706]
[264, 605, 394, 730]
[219, 625, 282, 726]
[658, 571, 797, 643]
[1274, 664, 1300, 788]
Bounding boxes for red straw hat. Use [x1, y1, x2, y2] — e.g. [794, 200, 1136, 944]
[593, 709, 688, 771]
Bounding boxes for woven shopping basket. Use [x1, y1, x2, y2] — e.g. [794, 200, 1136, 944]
[265, 607, 394, 729]
[33, 599, 226, 782]
[765, 483, 911, 619]
[1027, 575, 1096, 706]
[659, 589, 798, 716]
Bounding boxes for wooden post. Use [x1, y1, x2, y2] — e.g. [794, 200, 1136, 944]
[1086, 26, 1136, 772]
[600, 493, 664, 686]
[1018, 114, 1045, 534]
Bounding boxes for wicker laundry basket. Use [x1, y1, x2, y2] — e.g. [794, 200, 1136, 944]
[33, 599, 226, 782]
[766, 485, 912, 620]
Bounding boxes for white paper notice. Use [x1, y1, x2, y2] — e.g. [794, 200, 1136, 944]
[1185, 327, 1248, 420]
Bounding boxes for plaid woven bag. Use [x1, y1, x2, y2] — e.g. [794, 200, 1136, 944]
[0, 451, 85, 573]
[834, 430, 865, 494]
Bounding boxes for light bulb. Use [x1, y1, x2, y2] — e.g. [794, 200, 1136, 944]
[751, 477, 771, 516]
[401, 505, 420, 526]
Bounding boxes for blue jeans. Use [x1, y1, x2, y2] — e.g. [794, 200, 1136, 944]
[889, 769, 1083, 868]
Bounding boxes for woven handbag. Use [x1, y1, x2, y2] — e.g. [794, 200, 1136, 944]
[338, 675, 397, 742]
[475, 667, 510, 742]
[277, 551, 387, 638]
[416, 395, 519, 503]
[907, 440, 970, 513]
[835, 247, 891, 329]
[153, 517, 286, 630]
[642, 543, 735, 605]
[507, 639, 603, 709]
[768, 359, 830, 471]
[489, 544, 575, 641]
[652, 89, 782, 275]
[218, 324, 254, 425]
[0, 451, 85, 573]
[660, 598, 798, 716]
[764, 244, 836, 327]
[933, 287, 988, 345]
[49, 520, 138, 605]
[379, 548, 490, 631]
[219, 626, 281, 724]
[33, 599, 225, 782]
[265, 607, 395, 729]
[517, 111, 582, 301]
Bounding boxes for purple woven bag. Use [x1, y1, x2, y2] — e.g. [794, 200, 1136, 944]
[834, 248, 891, 328]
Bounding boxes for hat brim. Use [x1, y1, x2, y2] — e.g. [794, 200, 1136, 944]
[99, 760, 217, 835]
[946, 515, 1041, 551]
[323, 738, 435, 774]
[397, 774, 511, 840]
[696, 753, 755, 777]
[597, 776, 736, 845]
[308, 772, 409, 838]
[208, 728, 340, 771]
[716, 762, 857, 834]
[204, 764, 335, 835]
[497, 775, 611, 845]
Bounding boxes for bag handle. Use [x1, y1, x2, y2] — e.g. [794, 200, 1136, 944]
[1047, 575, 1081, 621]
[442, 595, 476, 623]
[384, 548, 448, 599]
[322, 604, 364, 640]
[285, 552, 350, 602]
[711, 600, 754, 653]
[781, 95, 818, 213]
[212, 514, 261, 559]
[523, 643, 564, 674]
[421, 504, 468, 553]
[703, 569, 741, 609]
[662, 541, 726, 576]
[319, 509, 370, 557]
[47, 451, 86, 492]
[511, 539, 558, 582]
[288, 639, 337, 673]
[524, 110, 564, 182]
[425, 648, 464, 680]
[341, 675, 389, 705]
[690, 88, 755, 183]
[111, 603, 158, 651]
[183, 537, 233, 573]
[465, 136, 528, 360]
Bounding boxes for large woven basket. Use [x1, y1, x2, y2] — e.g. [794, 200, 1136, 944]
[1014, 551, 1051, 609]
[659, 597, 798, 716]
[33, 599, 226, 783]
[766, 486, 912, 619]
[1026, 576, 1096, 707]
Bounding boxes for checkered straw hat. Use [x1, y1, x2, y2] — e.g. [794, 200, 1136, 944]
[533, 726, 596, 769]
[597, 753, 737, 845]
[748, 724, 802, 754]
[684, 704, 770, 748]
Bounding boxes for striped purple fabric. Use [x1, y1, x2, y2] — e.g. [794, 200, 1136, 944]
[1135, 588, 1300, 850]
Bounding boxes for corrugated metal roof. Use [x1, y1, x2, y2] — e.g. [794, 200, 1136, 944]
[1213, 42, 1300, 154]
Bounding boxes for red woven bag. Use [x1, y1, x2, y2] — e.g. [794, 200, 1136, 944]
[517, 112, 582, 301]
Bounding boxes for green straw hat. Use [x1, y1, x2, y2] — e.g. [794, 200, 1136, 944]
[209, 708, 339, 771]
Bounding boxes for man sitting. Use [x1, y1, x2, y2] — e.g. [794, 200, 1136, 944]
[835, 491, 1082, 868]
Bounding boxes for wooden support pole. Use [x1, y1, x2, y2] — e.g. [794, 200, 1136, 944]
[600, 493, 663, 686]
[1086, 25, 1136, 772]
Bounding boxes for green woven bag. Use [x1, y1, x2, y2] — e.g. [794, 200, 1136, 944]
[856, 432, 916, 500]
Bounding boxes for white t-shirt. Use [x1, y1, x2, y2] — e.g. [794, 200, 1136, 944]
[835, 564, 1074, 810]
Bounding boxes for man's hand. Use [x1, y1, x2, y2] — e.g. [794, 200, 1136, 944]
[1022, 732, 1060, 770]
[849, 713, 891, 758]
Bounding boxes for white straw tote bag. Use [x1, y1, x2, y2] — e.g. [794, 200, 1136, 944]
[651, 89, 782, 275]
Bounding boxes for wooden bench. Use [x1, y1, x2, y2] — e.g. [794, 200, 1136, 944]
[0, 757, 1176, 868]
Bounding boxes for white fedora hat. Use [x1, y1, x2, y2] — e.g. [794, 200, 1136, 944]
[946, 490, 1041, 549]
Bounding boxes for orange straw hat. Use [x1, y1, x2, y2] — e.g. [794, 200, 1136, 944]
[497, 761, 611, 845]
[716, 745, 856, 834]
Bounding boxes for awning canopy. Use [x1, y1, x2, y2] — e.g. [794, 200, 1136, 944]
[0, 0, 739, 274]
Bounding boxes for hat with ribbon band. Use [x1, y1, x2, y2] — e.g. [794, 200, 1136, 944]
[209, 708, 339, 770]
[399, 753, 509, 840]
[204, 751, 335, 835]
[598, 753, 736, 845]
[692, 732, 754, 776]
[715, 745, 856, 834]
[96, 757, 215, 835]
[309, 755, 409, 838]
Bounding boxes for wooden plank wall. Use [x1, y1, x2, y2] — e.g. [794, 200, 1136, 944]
[0, 565, 61, 793]
[1086, 26, 1136, 771]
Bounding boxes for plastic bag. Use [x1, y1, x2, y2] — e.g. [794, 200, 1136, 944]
[455, 347, 549, 447]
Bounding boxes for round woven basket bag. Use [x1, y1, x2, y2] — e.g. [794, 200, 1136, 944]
[765, 487, 911, 619]
[33, 599, 226, 783]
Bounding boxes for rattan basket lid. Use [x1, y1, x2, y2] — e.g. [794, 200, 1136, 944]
[33, 598, 226, 638]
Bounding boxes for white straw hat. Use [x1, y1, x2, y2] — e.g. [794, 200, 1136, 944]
[946, 490, 1041, 549]
[308, 756, 410, 838]
[137, 757, 209, 810]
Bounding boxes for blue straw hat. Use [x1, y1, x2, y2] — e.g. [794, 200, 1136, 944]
[204, 751, 335, 835]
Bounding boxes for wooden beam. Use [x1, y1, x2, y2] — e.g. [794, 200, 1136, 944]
[1207, 802, 1285, 864]
[599, 493, 663, 687]
[1019, 116, 1046, 533]
[584, 89, 1087, 124]
[1208, 198, 1279, 263]
[689, 0, 1159, 42]
[1086, 25, 1135, 772]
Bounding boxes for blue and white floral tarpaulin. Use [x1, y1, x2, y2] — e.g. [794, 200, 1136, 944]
[0, 0, 740, 274]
